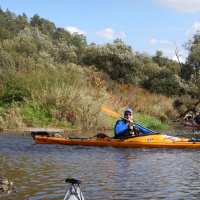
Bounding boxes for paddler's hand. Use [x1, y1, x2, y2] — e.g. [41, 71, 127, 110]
[127, 121, 135, 130]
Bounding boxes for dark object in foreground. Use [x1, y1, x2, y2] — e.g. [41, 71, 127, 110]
[31, 131, 62, 139]
[64, 178, 84, 200]
[0, 177, 15, 197]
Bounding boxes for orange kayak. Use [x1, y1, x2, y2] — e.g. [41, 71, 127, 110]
[32, 132, 200, 149]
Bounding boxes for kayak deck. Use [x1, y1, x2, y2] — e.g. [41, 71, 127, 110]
[32, 133, 200, 149]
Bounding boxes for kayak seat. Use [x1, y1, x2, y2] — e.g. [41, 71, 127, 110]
[31, 131, 50, 139]
[94, 133, 109, 139]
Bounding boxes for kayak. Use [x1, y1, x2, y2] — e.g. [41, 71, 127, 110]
[183, 121, 200, 128]
[31, 132, 200, 149]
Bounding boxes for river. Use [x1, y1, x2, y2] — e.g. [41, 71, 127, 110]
[0, 128, 200, 200]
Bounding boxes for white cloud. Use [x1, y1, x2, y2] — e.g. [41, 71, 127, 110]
[154, 0, 200, 13]
[186, 22, 200, 38]
[149, 38, 172, 45]
[160, 40, 173, 45]
[65, 26, 86, 35]
[149, 38, 157, 45]
[96, 28, 126, 40]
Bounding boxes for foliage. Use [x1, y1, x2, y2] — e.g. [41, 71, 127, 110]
[109, 84, 177, 122]
[134, 113, 168, 131]
[182, 31, 200, 98]
[142, 67, 183, 96]
[0, 8, 199, 130]
[82, 40, 185, 98]
[83, 39, 142, 84]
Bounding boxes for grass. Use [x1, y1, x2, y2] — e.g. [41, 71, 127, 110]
[110, 84, 177, 122]
[0, 63, 175, 132]
[134, 113, 168, 132]
[20, 102, 51, 127]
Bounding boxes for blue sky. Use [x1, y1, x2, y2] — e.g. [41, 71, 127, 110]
[1, 0, 200, 61]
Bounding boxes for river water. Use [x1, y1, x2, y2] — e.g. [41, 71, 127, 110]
[0, 128, 200, 200]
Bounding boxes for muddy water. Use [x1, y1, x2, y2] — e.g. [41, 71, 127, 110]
[0, 128, 200, 200]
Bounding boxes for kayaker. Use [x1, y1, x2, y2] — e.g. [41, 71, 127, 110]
[114, 108, 138, 138]
[194, 112, 200, 124]
[114, 108, 153, 138]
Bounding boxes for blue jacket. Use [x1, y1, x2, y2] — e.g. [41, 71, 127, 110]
[114, 119, 153, 136]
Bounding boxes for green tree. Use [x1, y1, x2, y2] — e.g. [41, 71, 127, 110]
[184, 31, 200, 83]
[30, 14, 57, 37]
[83, 39, 142, 84]
[142, 67, 183, 96]
[153, 50, 180, 75]
[179, 31, 200, 99]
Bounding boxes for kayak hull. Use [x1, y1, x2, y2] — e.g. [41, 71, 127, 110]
[33, 134, 200, 149]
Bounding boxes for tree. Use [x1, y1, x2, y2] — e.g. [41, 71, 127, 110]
[184, 32, 200, 83]
[82, 39, 142, 84]
[31, 14, 56, 36]
[182, 31, 200, 98]
[153, 50, 180, 75]
[142, 67, 183, 96]
[15, 13, 29, 31]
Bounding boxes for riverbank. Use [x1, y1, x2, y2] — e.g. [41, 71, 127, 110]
[0, 127, 112, 137]
[0, 116, 170, 135]
[0, 127, 74, 135]
[1, 119, 190, 136]
[1, 122, 200, 138]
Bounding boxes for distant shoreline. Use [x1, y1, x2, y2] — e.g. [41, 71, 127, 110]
[0, 127, 73, 134]
[0, 127, 107, 136]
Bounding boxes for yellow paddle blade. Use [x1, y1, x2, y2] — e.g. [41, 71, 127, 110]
[101, 105, 121, 119]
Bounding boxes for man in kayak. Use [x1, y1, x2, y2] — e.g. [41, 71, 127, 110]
[114, 108, 153, 138]
[194, 112, 200, 124]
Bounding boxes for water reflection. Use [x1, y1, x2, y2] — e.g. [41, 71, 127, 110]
[0, 132, 200, 199]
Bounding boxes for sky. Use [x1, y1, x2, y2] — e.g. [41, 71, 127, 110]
[1, 0, 200, 62]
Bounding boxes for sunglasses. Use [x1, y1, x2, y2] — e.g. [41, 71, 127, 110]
[125, 113, 132, 116]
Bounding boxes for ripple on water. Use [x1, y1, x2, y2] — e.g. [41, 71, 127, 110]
[1, 133, 200, 199]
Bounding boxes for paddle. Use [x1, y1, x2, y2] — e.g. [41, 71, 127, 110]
[101, 105, 158, 134]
